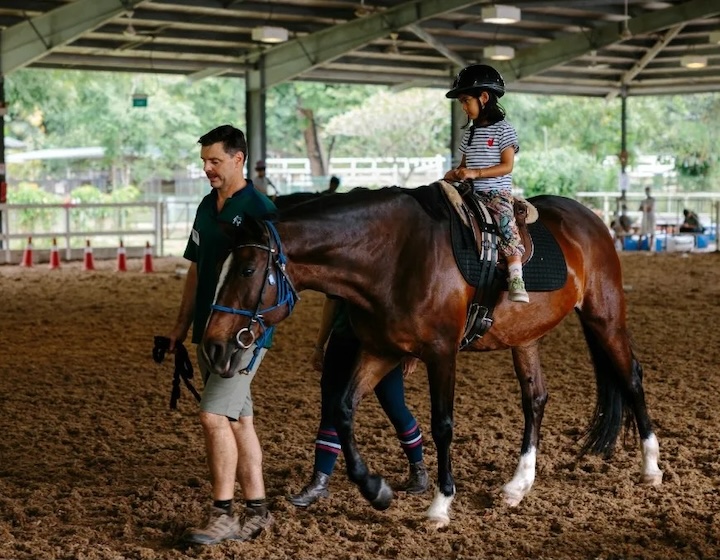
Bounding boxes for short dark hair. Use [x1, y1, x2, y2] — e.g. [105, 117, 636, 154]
[329, 176, 340, 187]
[198, 125, 247, 160]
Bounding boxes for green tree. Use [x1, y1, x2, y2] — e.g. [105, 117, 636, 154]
[325, 89, 449, 157]
[515, 148, 616, 197]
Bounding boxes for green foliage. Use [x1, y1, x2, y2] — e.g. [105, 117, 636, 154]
[7, 182, 61, 231]
[108, 185, 141, 202]
[266, 82, 380, 157]
[506, 95, 621, 160]
[515, 148, 616, 197]
[325, 88, 449, 158]
[5, 68, 720, 194]
[69, 184, 109, 226]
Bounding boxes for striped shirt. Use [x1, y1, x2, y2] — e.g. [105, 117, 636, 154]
[459, 119, 519, 193]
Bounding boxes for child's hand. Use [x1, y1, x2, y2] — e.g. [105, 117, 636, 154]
[443, 169, 461, 182]
[456, 167, 478, 180]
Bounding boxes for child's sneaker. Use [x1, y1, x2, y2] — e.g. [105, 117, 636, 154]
[508, 277, 530, 303]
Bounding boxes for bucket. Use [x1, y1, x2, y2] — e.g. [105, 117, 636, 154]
[666, 235, 695, 252]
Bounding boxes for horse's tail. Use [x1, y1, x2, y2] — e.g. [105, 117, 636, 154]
[578, 320, 637, 459]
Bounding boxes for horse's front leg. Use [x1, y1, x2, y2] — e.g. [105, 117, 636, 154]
[334, 351, 396, 511]
[424, 352, 458, 528]
[502, 342, 548, 507]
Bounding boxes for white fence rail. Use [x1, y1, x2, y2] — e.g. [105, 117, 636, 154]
[186, 155, 449, 195]
[2, 189, 719, 264]
[0, 201, 163, 264]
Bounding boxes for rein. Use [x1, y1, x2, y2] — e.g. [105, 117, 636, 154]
[210, 220, 299, 373]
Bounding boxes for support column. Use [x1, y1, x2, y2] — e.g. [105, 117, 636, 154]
[0, 76, 6, 250]
[618, 86, 629, 213]
[245, 63, 266, 179]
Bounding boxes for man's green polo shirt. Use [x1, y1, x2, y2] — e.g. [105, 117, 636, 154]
[184, 181, 277, 345]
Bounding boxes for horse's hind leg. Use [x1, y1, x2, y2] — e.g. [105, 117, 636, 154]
[577, 297, 663, 486]
[502, 342, 548, 507]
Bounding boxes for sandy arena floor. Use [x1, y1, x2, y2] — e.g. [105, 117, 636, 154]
[1, 251, 719, 560]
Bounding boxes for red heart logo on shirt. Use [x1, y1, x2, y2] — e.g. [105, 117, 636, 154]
[488, 138, 494, 147]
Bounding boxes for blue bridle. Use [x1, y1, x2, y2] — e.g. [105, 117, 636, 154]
[210, 220, 299, 374]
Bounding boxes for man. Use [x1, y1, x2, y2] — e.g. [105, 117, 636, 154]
[166, 124, 276, 546]
[252, 160, 276, 198]
[638, 186, 656, 251]
[679, 208, 703, 233]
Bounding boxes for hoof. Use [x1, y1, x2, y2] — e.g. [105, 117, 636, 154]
[641, 471, 663, 486]
[502, 493, 523, 507]
[501, 484, 526, 507]
[427, 514, 450, 529]
[362, 474, 393, 511]
[426, 489, 454, 528]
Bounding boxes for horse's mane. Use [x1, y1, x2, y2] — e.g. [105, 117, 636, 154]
[277, 184, 449, 222]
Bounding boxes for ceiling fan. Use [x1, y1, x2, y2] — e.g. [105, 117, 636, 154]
[121, 11, 170, 39]
[355, 0, 383, 18]
[384, 32, 401, 54]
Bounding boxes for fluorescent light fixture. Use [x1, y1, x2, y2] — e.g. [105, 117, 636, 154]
[481, 5, 521, 25]
[709, 31, 720, 44]
[251, 26, 289, 44]
[681, 55, 707, 69]
[484, 45, 515, 61]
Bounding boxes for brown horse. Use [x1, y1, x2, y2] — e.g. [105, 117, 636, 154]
[201, 183, 663, 527]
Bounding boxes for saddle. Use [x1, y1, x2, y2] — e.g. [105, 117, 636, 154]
[439, 180, 537, 266]
[438, 181, 537, 348]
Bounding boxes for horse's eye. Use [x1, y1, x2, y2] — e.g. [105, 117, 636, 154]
[241, 267, 254, 277]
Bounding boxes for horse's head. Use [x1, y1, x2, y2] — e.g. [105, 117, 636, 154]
[201, 218, 298, 377]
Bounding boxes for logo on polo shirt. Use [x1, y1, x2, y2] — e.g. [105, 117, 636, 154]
[232, 215, 243, 226]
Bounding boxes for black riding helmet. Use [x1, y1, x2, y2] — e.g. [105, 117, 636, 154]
[446, 64, 505, 99]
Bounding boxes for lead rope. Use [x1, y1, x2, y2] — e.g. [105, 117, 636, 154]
[152, 336, 202, 409]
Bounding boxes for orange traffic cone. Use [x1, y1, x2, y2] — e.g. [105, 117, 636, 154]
[20, 236, 33, 267]
[83, 239, 95, 271]
[141, 241, 154, 273]
[48, 238, 61, 270]
[116, 240, 127, 272]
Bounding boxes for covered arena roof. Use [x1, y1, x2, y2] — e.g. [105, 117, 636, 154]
[3, 0, 720, 98]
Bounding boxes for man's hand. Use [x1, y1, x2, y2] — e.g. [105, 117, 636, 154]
[311, 346, 324, 373]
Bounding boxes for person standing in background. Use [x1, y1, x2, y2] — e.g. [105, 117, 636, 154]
[252, 160, 277, 199]
[638, 186, 656, 251]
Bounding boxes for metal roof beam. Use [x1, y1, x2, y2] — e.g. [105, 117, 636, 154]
[0, 0, 144, 74]
[494, 0, 720, 84]
[605, 23, 685, 101]
[245, 0, 477, 90]
[406, 23, 467, 68]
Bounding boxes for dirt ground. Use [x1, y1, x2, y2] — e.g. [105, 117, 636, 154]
[1, 251, 719, 560]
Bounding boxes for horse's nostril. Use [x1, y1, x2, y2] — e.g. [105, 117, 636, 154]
[205, 341, 225, 364]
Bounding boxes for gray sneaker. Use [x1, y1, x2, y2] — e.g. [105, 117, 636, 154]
[232, 508, 275, 542]
[184, 506, 240, 545]
[508, 277, 530, 303]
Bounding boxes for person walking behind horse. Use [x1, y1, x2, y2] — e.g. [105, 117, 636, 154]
[444, 64, 528, 303]
[252, 159, 277, 199]
[288, 297, 429, 507]
[638, 186, 656, 251]
[166, 124, 276, 546]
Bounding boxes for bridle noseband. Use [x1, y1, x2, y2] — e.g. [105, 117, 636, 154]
[210, 220, 299, 372]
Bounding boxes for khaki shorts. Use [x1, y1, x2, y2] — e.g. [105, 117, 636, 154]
[196, 344, 267, 420]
